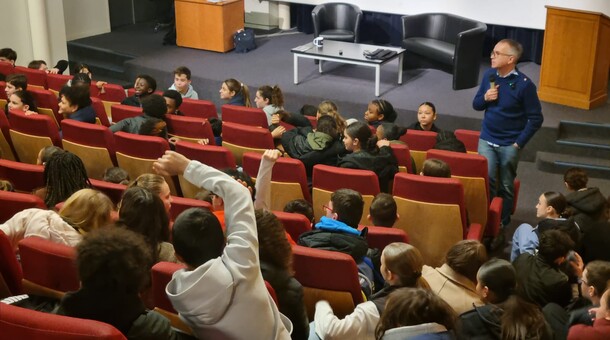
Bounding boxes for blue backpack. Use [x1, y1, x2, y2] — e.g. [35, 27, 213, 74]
[234, 29, 257, 53]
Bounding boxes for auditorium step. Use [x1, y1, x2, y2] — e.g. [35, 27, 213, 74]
[536, 120, 610, 178]
[67, 41, 135, 82]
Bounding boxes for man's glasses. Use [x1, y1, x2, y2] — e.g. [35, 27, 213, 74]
[322, 205, 333, 214]
[490, 50, 513, 58]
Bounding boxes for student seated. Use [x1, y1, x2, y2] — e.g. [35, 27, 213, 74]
[567, 284, 610, 339]
[375, 288, 456, 340]
[459, 258, 552, 339]
[254, 85, 284, 125]
[69, 63, 107, 89]
[256, 209, 309, 340]
[219, 78, 251, 107]
[111, 94, 168, 139]
[284, 199, 315, 227]
[563, 167, 608, 234]
[128, 173, 173, 215]
[103, 167, 130, 185]
[55, 227, 183, 339]
[169, 66, 198, 99]
[422, 240, 487, 315]
[122, 75, 156, 107]
[58, 85, 96, 123]
[316, 100, 346, 133]
[367, 193, 398, 228]
[7, 90, 37, 115]
[0, 188, 113, 252]
[27, 59, 68, 74]
[36, 145, 63, 166]
[163, 89, 184, 115]
[36, 151, 92, 208]
[363, 99, 397, 128]
[281, 115, 344, 178]
[153, 150, 290, 339]
[338, 121, 398, 193]
[312, 243, 429, 340]
[420, 158, 451, 178]
[0, 47, 17, 66]
[4, 73, 27, 114]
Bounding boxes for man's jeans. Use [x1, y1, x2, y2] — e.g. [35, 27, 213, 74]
[478, 139, 520, 226]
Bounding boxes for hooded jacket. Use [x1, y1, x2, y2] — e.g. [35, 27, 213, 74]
[297, 216, 369, 263]
[281, 127, 346, 178]
[166, 161, 290, 340]
[565, 188, 607, 233]
[337, 146, 398, 193]
[169, 83, 198, 99]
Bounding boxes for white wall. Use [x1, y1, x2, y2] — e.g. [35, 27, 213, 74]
[271, 0, 610, 30]
[63, 0, 110, 41]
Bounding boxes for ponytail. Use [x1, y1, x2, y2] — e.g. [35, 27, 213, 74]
[241, 83, 251, 107]
[500, 294, 547, 340]
[271, 85, 284, 108]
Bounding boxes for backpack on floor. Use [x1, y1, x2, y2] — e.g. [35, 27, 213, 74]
[234, 29, 257, 53]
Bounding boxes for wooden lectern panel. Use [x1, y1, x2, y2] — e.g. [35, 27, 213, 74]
[176, 0, 245, 53]
[538, 6, 610, 110]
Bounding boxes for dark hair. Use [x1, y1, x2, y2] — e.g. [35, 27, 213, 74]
[71, 73, 92, 86]
[300, 104, 317, 117]
[419, 101, 436, 114]
[477, 258, 547, 339]
[445, 240, 487, 283]
[103, 167, 130, 185]
[422, 159, 451, 178]
[370, 99, 397, 123]
[585, 261, 610, 298]
[141, 94, 167, 119]
[27, 60, 46, 69]
[173, 207, 223, 267]
[138, 117, 167, 137]
[258, 85, 284, 108]
[163, 89, 183, 109]
[284, 199, 314, 223]
[61, 84, 91, 110]
[6, 73, 27, 90]
[39, 145, 64, 164]
[118, 187, 170, 263]
[538, 229, 574, 264]
[331, 188, 364, 228]
[222, 168, 256, 200]
[0, 48, 17, 62]
[563, 167, 588, 191]
[76, 227, 153, 294]
[375, 288, 456, 340]
[542, 191, 567, 216]
[369, 193, 397, 227]
[208, 117, 222, 137]
[11, 90, 37, 112]
[138, 74, 157, 93]
[345, 121, 378, 153]
[173, 66, 192, 80]
[223, 78, 251, 107]
[255, 209, 294, 273]
[43, 151, 91, 208]
[75, 63, 91, 74]
[315, 115, 339, 140]
[377, 123, 402, 141]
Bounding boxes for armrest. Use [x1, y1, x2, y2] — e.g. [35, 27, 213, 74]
[311, 5, 324, 37]
[486, 197, 503, 238]
[455, 24, 487, 53]
[466, 222, 483, 241]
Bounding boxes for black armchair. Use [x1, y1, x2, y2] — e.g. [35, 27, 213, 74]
[401, 13, 487, 90]
[312, 3, 362, 43]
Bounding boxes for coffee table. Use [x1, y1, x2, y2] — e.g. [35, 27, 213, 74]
[291, 40, 406, 96]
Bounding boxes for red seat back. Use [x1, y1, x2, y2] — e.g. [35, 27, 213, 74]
[28, 87, 62, 123]
[0, 159, 45, 192]
[363, 226, 409, 251]
[151, 261, 186, 313]
[0, 191, 46, 223]
[89, 179, 126, 206]
[110, 104, 142, 123]
[312, 164, 379, 195]
[169, 196, 213, 221]
[9, 110, 62, 146]
[61, 119, 116, 155]
[165, 114, 216, 145]
[222, 121, 275, 149]
[18, 237, 79, 293]
[454, 129, 480, 153]
[221, 104, 268, 129]
[90, 97, 111, 126]
[399, 129, 437, 150]
[0, 304, 126, 340]
[389, 143, 413, 173]
[114, 131, 169, 159]
[273, 211, 312, 242]
[96, 83, 127, 102]
[180, 98, 218, 119]
[15, 66, 47, 89]
[175, 141, 236, 170]
[0, 61, 14, 78]
[46, 73, 72, 93]
[0, 230, 23, 295]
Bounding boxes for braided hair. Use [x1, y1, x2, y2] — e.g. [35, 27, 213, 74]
[43, 151, 91, 208]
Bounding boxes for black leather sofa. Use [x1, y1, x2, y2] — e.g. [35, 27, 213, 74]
[401, 13, 487, 90]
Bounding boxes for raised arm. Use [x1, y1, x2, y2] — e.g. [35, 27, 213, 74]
[254, 149, 281, 210]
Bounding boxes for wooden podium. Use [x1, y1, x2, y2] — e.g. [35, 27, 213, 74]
[175, 0, 245, 53]
[538, 6, 610, 110]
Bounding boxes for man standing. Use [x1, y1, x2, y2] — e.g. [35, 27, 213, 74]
[473, 39, 543, 241]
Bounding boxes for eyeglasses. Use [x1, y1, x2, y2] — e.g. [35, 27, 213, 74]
[490, 50, 513, 58]
[322, 205, 333, 214]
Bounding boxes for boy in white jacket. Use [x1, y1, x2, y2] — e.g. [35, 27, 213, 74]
[153, 150, 290, 340]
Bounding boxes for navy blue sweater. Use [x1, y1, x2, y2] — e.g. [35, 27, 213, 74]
[473, 68, 543, 147]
